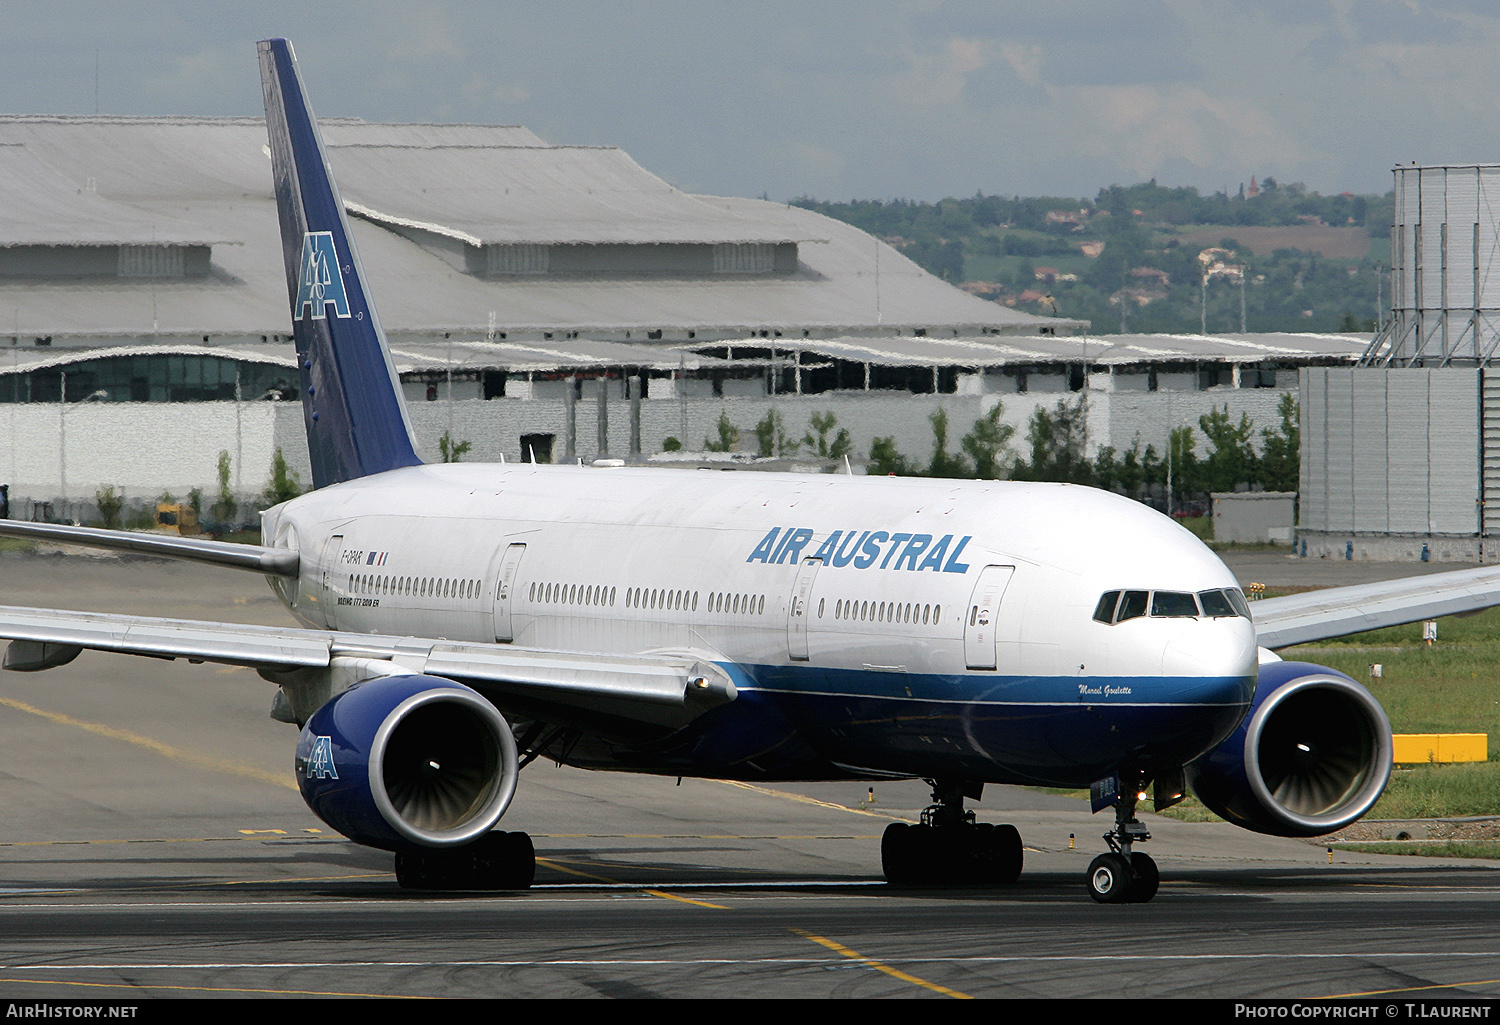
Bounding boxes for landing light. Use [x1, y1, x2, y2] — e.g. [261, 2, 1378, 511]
[1296, 743, 1311, 753]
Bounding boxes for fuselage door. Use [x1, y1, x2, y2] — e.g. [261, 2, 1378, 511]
[787, 556, 823, 661]
[320, 534, 345, 631]
[964, 564, 1015, 670]
[492, 542, 527, 642]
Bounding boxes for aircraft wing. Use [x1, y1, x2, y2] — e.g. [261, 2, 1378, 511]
[1251, 564, 1500, 649]
[0, 604, 734, 731]
[0, 520, 298, 576]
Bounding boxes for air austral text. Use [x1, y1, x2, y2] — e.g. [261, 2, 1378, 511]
[747, 528, 972, 573]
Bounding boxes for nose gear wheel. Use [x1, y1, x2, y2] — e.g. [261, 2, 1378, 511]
[1084, 773, 1161, 903]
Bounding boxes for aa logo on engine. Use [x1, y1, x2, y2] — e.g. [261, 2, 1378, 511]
[295, 231, 352, 320]
[307, 735, 339, 779]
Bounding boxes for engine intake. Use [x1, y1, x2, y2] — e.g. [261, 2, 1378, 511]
[1187, 660, 1392, 837]
[295, 674, 519, 851]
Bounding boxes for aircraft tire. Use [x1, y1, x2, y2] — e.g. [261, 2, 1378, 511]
[394, 831, 536, 891]
[1126, 852, 1159, 903]
[983, 823, 1024, 885]
[881, 822, 918, 884]
[394, 850, 454, 890]
[1086, 853, 1134, 904]
[474, 830, 535, 889]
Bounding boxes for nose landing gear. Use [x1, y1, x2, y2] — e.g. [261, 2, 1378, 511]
[1086, 786, 1159, 904]
[881, 780, 1023, 886]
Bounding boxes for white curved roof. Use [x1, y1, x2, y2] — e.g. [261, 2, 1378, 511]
[0, 116, 1076, 341]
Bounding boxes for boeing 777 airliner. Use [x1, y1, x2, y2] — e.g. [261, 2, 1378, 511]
[2, 38, 1496, 903]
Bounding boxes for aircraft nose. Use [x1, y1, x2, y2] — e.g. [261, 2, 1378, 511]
[1162, 617, 1257, 678]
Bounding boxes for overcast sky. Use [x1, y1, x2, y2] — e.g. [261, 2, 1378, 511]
[1, 1, 1495, 203]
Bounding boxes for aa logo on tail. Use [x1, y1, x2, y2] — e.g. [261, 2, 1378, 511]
[296, 231, 352, 320]
[306, 735, 340, 779]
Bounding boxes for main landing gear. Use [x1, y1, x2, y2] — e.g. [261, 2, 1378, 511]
[881, 780, 1023, 886]
[394, 830, 536, 890]
[1086, 786, 1159, 904]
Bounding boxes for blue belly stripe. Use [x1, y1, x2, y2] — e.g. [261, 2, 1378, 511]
[721, 661, 1255, 708]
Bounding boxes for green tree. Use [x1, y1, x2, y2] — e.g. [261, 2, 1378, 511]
[439, 430, 473, 463]
[1012, 396, 1093, 484]
[755, 409, 799, 457]
[925, 408, 972, 478]
[704, 411, 740, 452]
[662, 436, 683, 452]
[867, 436, 914, 476]
[1197, 405, 1259, 494]
[1166, 426, 1201, 508]
[959, 404, 1015, 479]
[263, 448, 303, 505]
[803, 411, 852, 459]
[212, 450, 237, 528]
[1093, 437, 1153, 498]
[94, 485, 123, 530]
[1258, 393, 1300, 493]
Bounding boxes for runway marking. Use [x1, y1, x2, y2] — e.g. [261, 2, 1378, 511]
[7, 953, 1500, 970]
[0, 832, 881, 849]
[535, 857, 731, 910]
[0, 975, 430, 999]
[789, 928, 973, 999]
[711, 781, 916, 823]
[1321, 977, 1500, 998]
[0, 696, 298, 791]
[0, 835, 334, 848]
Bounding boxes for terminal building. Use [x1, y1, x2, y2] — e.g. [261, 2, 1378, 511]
[0, 116, 1366, 520]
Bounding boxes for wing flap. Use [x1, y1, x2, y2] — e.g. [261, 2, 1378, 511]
[420, 643, 711, 707]
[1252, 564, 1500, 648]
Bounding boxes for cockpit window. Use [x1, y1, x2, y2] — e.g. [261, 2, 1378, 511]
[1093, 591, 1121, 624]
[1117, 590, 1150, 622]
[1226, 588, 1252, 619]
[1095, 587, 1249, 624]
[1198, 589, 1236, 618]
[1151, 591, 1200, 618]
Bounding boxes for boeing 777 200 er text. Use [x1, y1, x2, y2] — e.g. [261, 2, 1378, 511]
[2, 39, 1498, 903]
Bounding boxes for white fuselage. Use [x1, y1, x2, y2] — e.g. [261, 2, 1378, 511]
[262, 464, 1260, 782]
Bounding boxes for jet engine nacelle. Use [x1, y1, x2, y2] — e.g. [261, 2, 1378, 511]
[295, 674, 519, 852]
[1186, 660, 1392, 837]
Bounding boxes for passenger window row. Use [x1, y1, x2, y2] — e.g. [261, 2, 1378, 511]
[532, 581, 617, 607]
[708, 592, 764, 615]
[627, 587, 696, 612]
[349, 573, 480, 600]
[823, 598, 941, 626]
[1092, 587, 1251, 624]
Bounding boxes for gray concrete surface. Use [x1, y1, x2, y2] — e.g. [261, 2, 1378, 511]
[1220, 548, 1466, 589]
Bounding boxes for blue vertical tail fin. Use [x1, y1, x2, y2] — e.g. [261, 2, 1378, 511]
[258, 38, 422, 489]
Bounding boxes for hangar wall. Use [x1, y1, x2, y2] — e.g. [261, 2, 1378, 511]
[0, 380, 1300, 522]
[1298, 366, 1494, 561]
